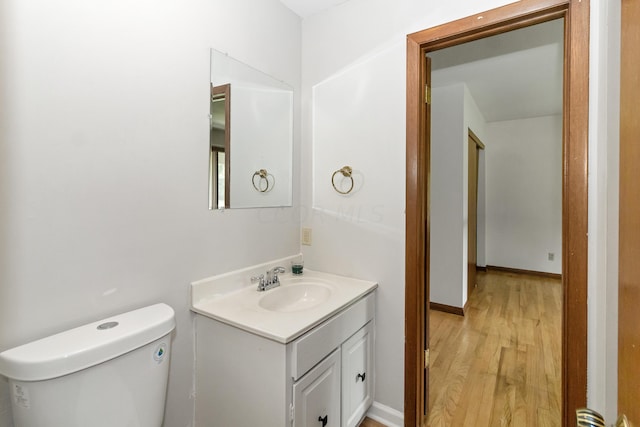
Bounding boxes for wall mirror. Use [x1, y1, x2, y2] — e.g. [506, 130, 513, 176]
[209, 49, 293, 209]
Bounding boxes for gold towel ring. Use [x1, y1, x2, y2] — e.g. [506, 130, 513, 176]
[331, 166, 354, 195]
[252, 169, 271, 193]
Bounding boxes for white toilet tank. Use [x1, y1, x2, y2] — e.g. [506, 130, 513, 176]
[0, 303, 175, 427]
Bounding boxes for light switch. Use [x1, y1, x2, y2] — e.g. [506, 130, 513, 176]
[302, 228, 312, 246]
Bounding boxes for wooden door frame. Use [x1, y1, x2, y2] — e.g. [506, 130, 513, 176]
[467, 129, 485, 300]
[618, 0, 639, 422]
[404, 1, 589, 426]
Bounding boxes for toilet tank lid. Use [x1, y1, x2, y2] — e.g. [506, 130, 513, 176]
[0, 303, 175, 382]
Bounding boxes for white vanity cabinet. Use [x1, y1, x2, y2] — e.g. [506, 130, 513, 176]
[194, 291, 376, 427]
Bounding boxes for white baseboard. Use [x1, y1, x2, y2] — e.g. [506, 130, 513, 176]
[366, 401, 404, 427]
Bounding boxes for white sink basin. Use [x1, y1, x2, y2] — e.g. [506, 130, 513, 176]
[191, 262, 378, 343]
[259, 283, 332, 312]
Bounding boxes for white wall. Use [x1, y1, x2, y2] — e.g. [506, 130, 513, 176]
[588, 0, 620, 420]
[603, 1, 620, 417]
[307, 39, 407, 418]
[301, 0, 514, 417]
[302, 0, 617, 421]
[430, 84, 465, 308]
[0, 1, 300, 426]
[484, 115, 563, 275]
[429, 83, 486, 309]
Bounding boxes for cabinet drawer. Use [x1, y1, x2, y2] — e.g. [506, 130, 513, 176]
[290, 292, 375, 380]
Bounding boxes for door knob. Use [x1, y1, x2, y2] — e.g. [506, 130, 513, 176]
[616, 414, 629, 427]
[576, 408, 605, 426]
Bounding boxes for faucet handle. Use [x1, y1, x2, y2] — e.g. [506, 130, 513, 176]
[251, 274, 265, 289]
[267, 266, 286, 285]
[272, 266, 286, 277]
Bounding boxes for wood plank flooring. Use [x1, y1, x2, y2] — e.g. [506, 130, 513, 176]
[359, 417, 388, 427]
[357, 271, 560, 427]
[426, 270, 562, 427]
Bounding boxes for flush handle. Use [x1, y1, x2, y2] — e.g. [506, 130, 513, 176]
[356, 372, 366, 382]
[318, 415, 328, 426]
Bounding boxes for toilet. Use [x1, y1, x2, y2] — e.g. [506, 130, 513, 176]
[0, 303, 175, 427]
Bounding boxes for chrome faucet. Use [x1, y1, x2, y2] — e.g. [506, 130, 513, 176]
[252, 266, 285, 292]
[266, 266, 285, 287]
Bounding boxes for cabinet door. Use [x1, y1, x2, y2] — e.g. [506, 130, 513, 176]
[341, 321, 374, 427]
[293, 348, 341, 427]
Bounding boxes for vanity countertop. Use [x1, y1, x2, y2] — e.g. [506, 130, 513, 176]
[190, 264, 377, 344]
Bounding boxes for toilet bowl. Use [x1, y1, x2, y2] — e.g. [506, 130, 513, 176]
[0, 303, 175, 427]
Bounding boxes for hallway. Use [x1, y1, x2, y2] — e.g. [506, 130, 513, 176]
[426, 270, 562, 426]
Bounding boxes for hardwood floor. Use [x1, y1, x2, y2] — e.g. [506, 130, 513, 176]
[426, 270, 562, 427]
[359, 417, 388, 427]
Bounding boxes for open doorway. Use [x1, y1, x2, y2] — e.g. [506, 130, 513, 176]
[426, 20, 564, 425]
[404, 1, 589, 426]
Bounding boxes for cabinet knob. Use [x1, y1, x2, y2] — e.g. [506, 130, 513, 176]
[356, 372, 366, 382]
[318, 415, 328, 426]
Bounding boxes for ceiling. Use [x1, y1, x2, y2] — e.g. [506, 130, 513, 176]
[279, 0, 564, 123]
[279, 0, 347, 18]
[430, 19, 564, 123]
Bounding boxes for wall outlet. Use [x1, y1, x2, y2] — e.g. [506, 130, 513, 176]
[548, 252, 555, 261]
[301, 228, 312, 246]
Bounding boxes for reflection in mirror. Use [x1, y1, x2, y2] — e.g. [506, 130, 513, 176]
[209, 84, 230, 209]
[209, 49, 293, 209]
